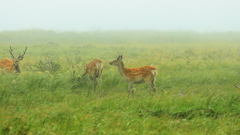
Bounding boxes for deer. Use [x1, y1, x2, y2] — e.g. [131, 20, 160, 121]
[81, 59, 104, 92]
[109, 55, 157, 97]
[0, 46, 27, 73]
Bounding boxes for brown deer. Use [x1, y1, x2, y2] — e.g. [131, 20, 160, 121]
[0, 46, 27, 73]
[82, 59, 104, 91]
[109, 55, 157, 97]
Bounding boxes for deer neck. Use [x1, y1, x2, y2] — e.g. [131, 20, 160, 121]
[117, 61, 125, 76]
[14, 64, 21, 73]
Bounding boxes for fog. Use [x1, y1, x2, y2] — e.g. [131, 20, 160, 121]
[1, 0, 239, 32]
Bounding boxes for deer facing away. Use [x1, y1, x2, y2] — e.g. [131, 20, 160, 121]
[109, 55, 157, 97]
[0, 46, 27, 73]
[82, 59, 104, 91]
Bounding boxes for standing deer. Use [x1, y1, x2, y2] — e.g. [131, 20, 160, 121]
[109, 55, 157, 97]
[0, 46, 27, 73]
[82, 59, 104, 91]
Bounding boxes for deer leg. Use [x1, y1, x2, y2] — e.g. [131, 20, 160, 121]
[128, 82, 135, 98]
[98, 78, 102, 89]
[98, 75, 103, 97]
[98, 78, 103, 97]
[93, 76, 97, 91]
[151, 80, 157, 94]
[146, 80, 156, 94]
[98, 72, 102, 89]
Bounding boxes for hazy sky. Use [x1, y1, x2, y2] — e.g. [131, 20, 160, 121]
[0, 0, 239, 32]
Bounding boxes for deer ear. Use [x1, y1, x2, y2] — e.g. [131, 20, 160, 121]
[118, 55, 122, 60]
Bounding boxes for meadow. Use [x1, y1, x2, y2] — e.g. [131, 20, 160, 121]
[0, 30, 240, 135]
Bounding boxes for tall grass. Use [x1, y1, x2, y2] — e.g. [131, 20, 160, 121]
[0, 30, 240, 134]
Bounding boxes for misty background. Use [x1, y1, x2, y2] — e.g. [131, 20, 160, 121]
[0, 0, 239, 32]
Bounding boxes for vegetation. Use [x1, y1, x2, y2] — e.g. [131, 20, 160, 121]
[0, 29, 240, 134]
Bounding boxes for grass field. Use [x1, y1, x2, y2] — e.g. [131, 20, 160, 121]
[0, 30, 240, 134]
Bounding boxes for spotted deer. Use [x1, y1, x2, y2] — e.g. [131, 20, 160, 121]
[82, 59, 104, 91]
[0, 46, 27, 73]
[109, 55, 157, 97]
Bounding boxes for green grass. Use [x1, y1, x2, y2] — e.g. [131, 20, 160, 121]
[0, 30, 240, 134]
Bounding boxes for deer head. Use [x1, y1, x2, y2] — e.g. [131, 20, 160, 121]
[109, 55, 123, 66]
[9, 46, 27, 73]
